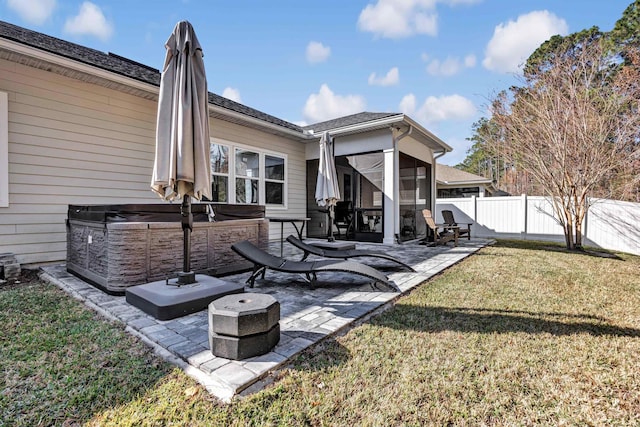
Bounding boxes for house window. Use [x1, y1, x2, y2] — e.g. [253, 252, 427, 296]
[265, 155, 285, 205]
[0, 92, 7, 208]
[235, 148, 260, 204]
[210, 143, 229, 202]
[209, 140, 286, 207]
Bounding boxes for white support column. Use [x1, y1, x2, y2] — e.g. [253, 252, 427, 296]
[382, 147, 397, 245]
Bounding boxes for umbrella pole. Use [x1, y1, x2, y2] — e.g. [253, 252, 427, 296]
[177, 194, 196, 285]
[328, 205, 335, 242]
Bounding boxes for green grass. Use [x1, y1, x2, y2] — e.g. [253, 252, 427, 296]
[2, 240, 639, 426]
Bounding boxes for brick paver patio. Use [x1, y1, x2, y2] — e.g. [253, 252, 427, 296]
[40, 238, 492, 401]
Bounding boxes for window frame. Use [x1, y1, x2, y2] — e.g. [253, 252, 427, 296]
[210, 142, 230, 203]
[209, 138, 287, 209]
[234, 147, 261, 205]
[264, 153, 286, 206]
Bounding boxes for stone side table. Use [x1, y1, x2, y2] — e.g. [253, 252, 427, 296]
[208, 293, 280, 360]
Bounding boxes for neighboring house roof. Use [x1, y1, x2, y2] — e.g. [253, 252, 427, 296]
[0, 20, 450, 152]
[436, 164, 492, 186]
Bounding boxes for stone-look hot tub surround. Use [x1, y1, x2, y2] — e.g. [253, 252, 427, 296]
[66, 204, 269, 294]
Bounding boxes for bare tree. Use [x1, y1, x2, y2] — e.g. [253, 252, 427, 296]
[489, 35, 640, 250]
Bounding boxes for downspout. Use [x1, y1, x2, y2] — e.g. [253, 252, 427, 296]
[432, 150, 447, 214]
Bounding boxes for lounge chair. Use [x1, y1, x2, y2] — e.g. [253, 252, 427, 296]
[231, 240, 399, 292]
[286, 235, 415, 272]
[420, 209, 458, 246]
[441, 210, 471, 240]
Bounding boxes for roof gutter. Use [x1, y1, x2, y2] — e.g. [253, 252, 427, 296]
[434, 151, 447, 160]
[309, 114, 406, 137]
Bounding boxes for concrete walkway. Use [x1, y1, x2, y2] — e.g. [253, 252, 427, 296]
[40, 238, 492, 402]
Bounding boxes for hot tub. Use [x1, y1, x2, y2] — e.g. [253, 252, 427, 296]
[66, 204, 269, 294]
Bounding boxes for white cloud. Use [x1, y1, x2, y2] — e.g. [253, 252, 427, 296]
[63, 2, 113, 41]
[306, 41, 331, 64]
[303, 84, 366, 124]
[426, 55, 475, 76]
[368, 67, 399, 86]
[222, 87, 242, 103]
[399, 93, 417, 115]
[357, 0, 483, 39]
[483, 10, 568, 73]
[427, 57, 461, 76]
[413, 12, 438, 36]
[464, 54, 476, 67]
[358, 0, 438, 39]
[7, 0, 56, 25]
[400, 93, 476, 124]
[420, 94, 476, 123]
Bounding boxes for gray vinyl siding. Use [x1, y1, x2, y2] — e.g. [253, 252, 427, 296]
[0, 58, 306, 265]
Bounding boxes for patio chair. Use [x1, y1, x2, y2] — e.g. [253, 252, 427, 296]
[333, 201, 354, 238]
[420, 209, 458, 246]
[231, 240, 399, 292]
[286, 235, 415, 272]
[401, 210, 416, 238]
[441, 210, 471, 240]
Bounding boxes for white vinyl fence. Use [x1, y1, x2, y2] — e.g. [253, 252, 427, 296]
[436, 195, 640, 256]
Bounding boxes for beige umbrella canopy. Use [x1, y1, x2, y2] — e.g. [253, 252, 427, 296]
[151, 20, 211, 285]
[315, 131, 340, 241]
[152, 20, 211, 202]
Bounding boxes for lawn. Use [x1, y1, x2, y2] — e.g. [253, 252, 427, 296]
[1, 240, 639, 426]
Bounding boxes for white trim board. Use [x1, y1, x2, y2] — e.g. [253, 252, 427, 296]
[0, 91, 8, 207]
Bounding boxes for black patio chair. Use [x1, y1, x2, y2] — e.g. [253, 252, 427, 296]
[441, 210, 471, 240]
[334, 201, 354, 238]
[231, 240, 399, 292]
[286, 235, 415, 272]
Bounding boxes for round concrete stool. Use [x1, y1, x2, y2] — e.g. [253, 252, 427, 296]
[208, 293, 280, 360]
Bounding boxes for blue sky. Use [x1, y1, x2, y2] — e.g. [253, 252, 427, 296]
[1, 0, 632, 165]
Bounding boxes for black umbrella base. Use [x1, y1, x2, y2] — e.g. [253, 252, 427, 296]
[126, 274, 245, 320]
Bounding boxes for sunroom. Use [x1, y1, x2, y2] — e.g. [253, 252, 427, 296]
[303, 112, 452, 245]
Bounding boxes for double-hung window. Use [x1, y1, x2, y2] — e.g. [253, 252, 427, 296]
[265, 155, 285, 205]
[208, 140, 286, 207]
[210, 143, 229, 202]
[235, 148, 260, 204]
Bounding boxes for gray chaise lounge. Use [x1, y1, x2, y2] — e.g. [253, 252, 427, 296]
[286, 235, 415, 272]
[231, 240, 399, 292]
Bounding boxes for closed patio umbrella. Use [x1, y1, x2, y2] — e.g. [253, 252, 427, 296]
[315, 131, 340, 241]
[151, 20, 211, 285]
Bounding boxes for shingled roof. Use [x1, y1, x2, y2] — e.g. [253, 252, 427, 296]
[0, 20, 303, 133]
[303, 112, 401, 132]
[436, 164, 492, 185]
